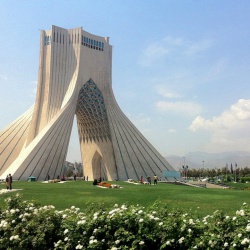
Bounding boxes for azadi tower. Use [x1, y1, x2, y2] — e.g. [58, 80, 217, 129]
[0, 25, 175, 181]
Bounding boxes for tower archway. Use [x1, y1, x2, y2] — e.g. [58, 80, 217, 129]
[91, 150, 102, 180]
[75, 79, 117, 180]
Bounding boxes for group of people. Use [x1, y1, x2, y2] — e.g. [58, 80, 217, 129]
[144, 175, 158, 185]
[5, 174, 13, 190]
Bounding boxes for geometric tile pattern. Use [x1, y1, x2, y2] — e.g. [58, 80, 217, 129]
[76, 79, 111, 142]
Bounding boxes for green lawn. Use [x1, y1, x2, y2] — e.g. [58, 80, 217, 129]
[1, 180, 250, 217]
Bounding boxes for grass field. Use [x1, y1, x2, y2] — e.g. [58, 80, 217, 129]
[1, 180, 250, 217]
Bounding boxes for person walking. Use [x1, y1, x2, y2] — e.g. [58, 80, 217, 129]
[154, 175, 158, 185]
[9, 174, 12, 190]
[6, 175, 10, 190]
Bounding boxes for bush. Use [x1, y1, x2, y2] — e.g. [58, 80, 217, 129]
[1, 194, 250, 249]
[241, 177, 250, 183]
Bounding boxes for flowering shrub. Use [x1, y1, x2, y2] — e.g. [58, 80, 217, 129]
[1, 194, 250, 249]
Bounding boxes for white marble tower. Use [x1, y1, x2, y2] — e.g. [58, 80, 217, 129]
[0, 25, 175, 181]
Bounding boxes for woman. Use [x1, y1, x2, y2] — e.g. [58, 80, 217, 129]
[6, 175, 10, 190]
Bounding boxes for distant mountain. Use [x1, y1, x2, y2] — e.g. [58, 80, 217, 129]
[166, 151, 250, 171]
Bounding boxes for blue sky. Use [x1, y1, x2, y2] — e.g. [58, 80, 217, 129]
[1, 0, 250, 162]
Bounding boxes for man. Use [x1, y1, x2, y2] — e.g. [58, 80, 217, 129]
[154, 175, 158, 185]
[9, 174, 12, 190]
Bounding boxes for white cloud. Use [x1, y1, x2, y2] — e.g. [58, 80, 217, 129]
[139, 36, 214, 67]
[189, 99, 250, 152]
[139, 36, 183, 67]
[155, 101, 202, 116]
[184, 39, 214, 56]
[156, 85, 182, 99]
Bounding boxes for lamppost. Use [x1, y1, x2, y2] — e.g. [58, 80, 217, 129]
[226, 163, 228, 182]
[183, 157, 186, 179]
[202, 161, 204, 178]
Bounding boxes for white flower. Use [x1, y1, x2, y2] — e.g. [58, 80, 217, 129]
[159, 222, 163, 226]
[139, 241, 144, 245]
[111, 248, 118, 250]
[224, 242, 229, 247]
[236, 210, 245, 216]
[225, 216, 230, 219]
[188, 228, 192, 233]
[77, 220, 86, 225]
[62, 214, 67, 219]
[89, 238, 97, 244]
[232, 216, 237, 221]
[139, 218, 144, 223]
[64, 229, 69, 234]
[178, 237, 185, 244]
[138, 210, 143, 214]
[115, 240, 120, 244]
[64, 237, 68, 241]
[12, 220, 15, 224]
[10, 209, 16, 214]
[166, 241, 171, 245]
[247, 224, 250, 232]
[241, 238, 249, 245]
[243, 202, 247, 206]
[189, 219, 194, 224]
[76, 244, 83, 249]
[149, 215, 154, 220]
[121, 205, 127, 210]
[54, 240, 62, 247]
[71, 206, 76, 209]
[238, 233, 243, 238]
[114, 204, 118, 207]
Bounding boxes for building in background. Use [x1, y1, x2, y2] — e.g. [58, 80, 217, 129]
[0, 25, 175, 181]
